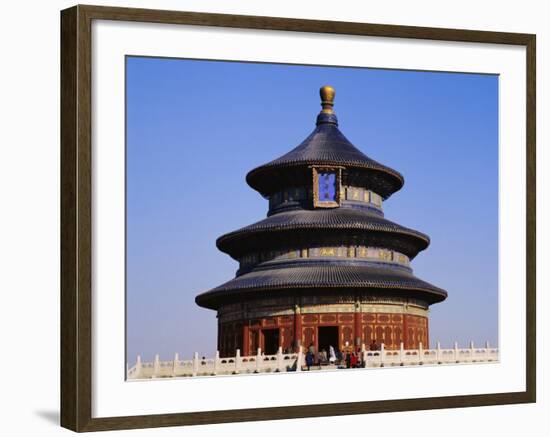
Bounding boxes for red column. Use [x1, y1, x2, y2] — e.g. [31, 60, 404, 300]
[242, 324, 250, 356]
[403, 314, 409, 349]
[353, 311, 361, 347]
[354, 303, 362, 348]
[294, 307, 302, 351]
[425, 317, 430, 349]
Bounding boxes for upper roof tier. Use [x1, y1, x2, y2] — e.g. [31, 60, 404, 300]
[246, 86, 404, 199]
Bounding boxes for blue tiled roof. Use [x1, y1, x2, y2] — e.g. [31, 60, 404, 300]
[216, 208, 429, 259]
[246, 113, 404, 198]
[195, 262, 447, 310]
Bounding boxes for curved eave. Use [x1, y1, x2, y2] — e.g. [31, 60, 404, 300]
[245, 119, 405, 199]
[246, 161, 404, 200]
[216, 209, 430, 259]
[195, 263, 447, 310]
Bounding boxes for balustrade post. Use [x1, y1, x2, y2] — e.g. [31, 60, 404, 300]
[485, 341, 490, 361]
[419, 342, 423, 365]
[172, 353, 179, 376]
[436, 341, 441, 363]
[470, 341, 475, 362]
[153, 353, 160, 378]
[277, 347, 283, 371]
[380, 343, 385, 367]
[235, 349, 241, 374]
[256, 348, 262, 373]
[296, 346, 303, 372]
[399, 342, 404, 365]
[454, 341, 459, 363]
[136, 355, 142, 378]
[214, 351, 220, 375]
[192, 352, 199, 377]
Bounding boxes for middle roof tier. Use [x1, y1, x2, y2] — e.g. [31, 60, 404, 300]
[216, 208, 430, 260]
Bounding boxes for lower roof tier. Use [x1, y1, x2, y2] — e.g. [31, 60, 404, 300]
[195, 262, 447, 310]
[216, 208, 430, 259]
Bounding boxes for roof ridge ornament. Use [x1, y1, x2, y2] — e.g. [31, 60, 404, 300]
[320, 85, 336, 113]
[317, 85, 339, 126]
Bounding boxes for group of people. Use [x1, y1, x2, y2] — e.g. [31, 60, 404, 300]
[303, 339, 380, 371]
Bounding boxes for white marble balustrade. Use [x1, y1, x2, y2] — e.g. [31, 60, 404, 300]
[127, 341, 498, 380]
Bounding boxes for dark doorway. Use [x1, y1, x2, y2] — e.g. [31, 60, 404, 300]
[262, 329, 279, 355]
[318, 326, 339, 356]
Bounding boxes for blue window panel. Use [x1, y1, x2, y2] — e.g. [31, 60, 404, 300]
[318, 172, 336, 202]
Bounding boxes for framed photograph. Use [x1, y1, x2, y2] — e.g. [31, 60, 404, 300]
[60, 4, 536, 432]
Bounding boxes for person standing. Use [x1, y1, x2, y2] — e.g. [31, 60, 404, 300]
[305, 351, 314, 371]
[329, 345, 336, 364]
[350, 352, 358, 368]
[356, 348, 363, 368]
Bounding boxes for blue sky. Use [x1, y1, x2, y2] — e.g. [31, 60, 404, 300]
[126, 56, 498, 362]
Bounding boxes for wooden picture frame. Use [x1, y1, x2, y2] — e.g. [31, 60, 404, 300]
[60, 4, 536, 432]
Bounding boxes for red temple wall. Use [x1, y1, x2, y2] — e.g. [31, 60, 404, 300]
[218, 312, 428, 357]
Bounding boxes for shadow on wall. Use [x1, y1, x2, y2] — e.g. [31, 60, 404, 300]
[34, 410, 59, 426]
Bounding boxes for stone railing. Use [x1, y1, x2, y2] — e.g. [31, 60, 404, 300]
[362, 341, 498, 367]
[127, 341, 498, 380]
[127, 349, 301, 379]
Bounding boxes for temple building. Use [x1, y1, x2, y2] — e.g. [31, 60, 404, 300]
[195, 86, 447, 358]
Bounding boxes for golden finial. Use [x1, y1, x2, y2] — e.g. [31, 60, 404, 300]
[320, 85, 336, 114]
